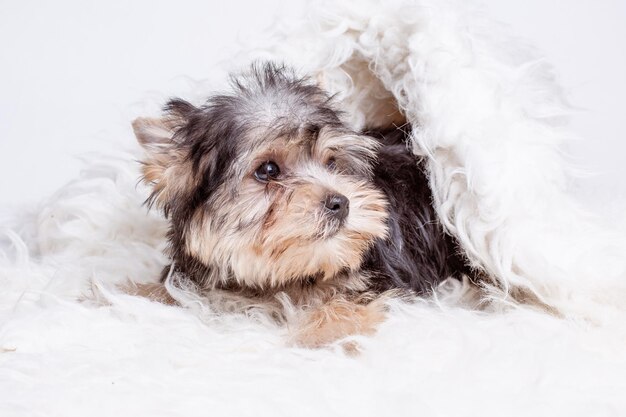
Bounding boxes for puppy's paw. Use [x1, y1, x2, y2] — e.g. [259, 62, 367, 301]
[290, 297, 387, 350]
[121, 282, 178, 305]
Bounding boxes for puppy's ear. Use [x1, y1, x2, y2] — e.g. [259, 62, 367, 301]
[132, 116, 180, 189]
[132, 101, 197, 214]
[132, 99, 196, 150]
[132, 117, 177, 149]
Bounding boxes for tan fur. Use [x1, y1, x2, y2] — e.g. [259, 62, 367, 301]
[122, 282, 177, 305]
[133, 117, 198, 208]
[290, 295, 387, 349]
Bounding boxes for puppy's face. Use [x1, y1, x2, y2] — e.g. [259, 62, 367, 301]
[133, 64, 388, 288]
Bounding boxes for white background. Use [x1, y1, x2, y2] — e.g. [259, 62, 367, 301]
[1, 0, 625, 208]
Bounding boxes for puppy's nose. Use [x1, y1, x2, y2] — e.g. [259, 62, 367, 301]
[323, 193, 350, 222]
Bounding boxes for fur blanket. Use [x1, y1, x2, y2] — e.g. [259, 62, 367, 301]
[1, 0, 625, 415]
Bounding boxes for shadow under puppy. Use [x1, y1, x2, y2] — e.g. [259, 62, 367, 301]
[131, 62, 473, 347]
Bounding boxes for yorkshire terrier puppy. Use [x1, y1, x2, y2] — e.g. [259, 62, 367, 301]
[132, 62, 472, 347]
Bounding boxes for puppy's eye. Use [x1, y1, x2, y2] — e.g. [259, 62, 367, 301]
[254, 161, 281, 182]
[326, 157, 337, 171]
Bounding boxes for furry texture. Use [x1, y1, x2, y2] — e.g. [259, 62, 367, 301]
[2, 0, 626, 415]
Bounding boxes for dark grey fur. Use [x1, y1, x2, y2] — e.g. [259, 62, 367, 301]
[363, 128, 473, 294]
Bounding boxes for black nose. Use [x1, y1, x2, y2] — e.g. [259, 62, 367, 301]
[323, 193, 350, 222]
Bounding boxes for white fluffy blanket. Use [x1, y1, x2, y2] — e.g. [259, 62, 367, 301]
[2, 0, 626, 416]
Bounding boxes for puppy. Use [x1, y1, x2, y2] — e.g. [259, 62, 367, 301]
[132, 62, 472, 347]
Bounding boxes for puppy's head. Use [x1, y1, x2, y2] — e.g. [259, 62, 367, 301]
[133, 62, 388, 288]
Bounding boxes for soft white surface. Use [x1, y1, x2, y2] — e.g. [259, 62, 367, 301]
[2, 1, 626, 416]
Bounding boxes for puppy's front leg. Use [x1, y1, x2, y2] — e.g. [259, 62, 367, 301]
[290, 296, 387, 349]
[122, 282, 178, 305]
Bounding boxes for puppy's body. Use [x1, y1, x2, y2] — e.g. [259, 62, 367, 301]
[363, 128, 472, 295]
[133, 63, 472, 347]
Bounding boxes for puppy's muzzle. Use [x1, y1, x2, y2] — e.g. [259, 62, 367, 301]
[324, 193, 349, 223]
